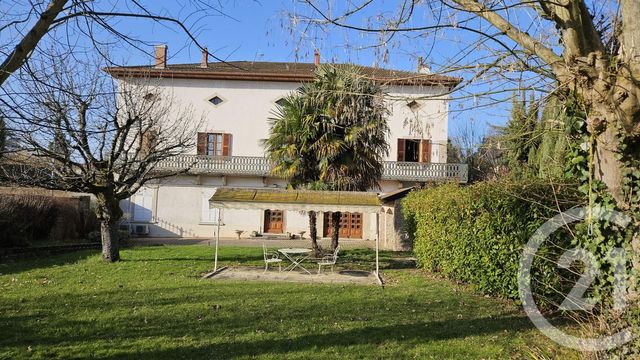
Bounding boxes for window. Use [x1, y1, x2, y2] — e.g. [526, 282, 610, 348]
[197, 133, 232, 157]
[208, 96, 224, 106]
[131, 187, 153, 222]
[207, 133, 223, 156]
[407, 100, 421, 111]
[397, 138, 431, 163]
[143, 93, 158, 101]
[201, 192, 221, 224]
[275, 98, 287, 106]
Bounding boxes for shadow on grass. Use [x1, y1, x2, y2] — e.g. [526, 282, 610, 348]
[0, 245, 408, 277]
[121, 245, 265, 265]
[0, 250, 98, 276]
[339, 249, 416, 270]
[98, 315, 535, 359]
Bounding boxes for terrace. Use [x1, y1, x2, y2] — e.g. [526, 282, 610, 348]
[155, 155, 469, 183]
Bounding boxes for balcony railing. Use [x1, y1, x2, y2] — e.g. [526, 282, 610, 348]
[155, 155, 468, 183]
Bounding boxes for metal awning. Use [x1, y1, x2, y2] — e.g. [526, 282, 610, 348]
[209, 187, 382, 213]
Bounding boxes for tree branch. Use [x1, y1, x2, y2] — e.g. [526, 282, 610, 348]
[0, 0, 68, 86]
[450, 0, 563, 70]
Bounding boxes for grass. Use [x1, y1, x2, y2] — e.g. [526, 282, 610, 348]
[0, 245, 579, 359]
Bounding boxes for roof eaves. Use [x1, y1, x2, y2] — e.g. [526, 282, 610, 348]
[104, 63, 463, 88]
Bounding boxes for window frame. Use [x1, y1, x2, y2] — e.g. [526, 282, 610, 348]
[197, 132, 232, 157]
[397, 138, 431, 163]
[206, 133, 224, 156]
[207, 96, 224, 106]
[406, 99, 423, 111]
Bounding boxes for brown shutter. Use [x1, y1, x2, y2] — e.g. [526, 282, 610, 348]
[420, 139, 431, 163]
[397, 138, 405, 162]
[197, 132, 206, 155]
[222, 133, 232, 157]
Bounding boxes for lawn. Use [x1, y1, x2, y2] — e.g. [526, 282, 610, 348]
[0, 245, 578, 359]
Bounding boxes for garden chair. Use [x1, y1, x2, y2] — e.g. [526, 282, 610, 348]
[262, 243, 282, 273]
[317, 245, 340, 274]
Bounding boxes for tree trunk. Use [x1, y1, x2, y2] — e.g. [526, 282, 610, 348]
[95, 190, 123, 262]
[308, 211, 321, 255]
[331, 211, 341, 251]
[100, 219, 120, 262]
[592, 124, 624, 203]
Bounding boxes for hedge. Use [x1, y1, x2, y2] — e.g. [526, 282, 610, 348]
[0, 194, 99, 247]
[403, 180, 581, 304]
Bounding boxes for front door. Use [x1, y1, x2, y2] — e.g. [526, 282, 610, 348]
[264, 210, 283, 233]
[323, 212, 363, 239]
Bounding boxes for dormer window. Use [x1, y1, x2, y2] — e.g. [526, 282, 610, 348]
[275, 98, 287, 106]
[208, 96, 224, 106]
[407, 100, 421, 111]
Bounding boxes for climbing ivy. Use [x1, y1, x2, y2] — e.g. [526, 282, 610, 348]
[562, 94, 633, 303]
[561, 94, 639, 357]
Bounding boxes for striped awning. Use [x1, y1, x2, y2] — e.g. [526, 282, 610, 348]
[209, 187, 382, 213]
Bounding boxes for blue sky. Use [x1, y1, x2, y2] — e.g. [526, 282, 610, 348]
[97, 0, 522, 146]
[111, 1, 424, 69]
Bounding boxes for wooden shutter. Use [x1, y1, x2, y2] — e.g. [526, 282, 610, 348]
[197, 132, 206, 155]
[222, 133, 232, 157]
[420, 139, 431, 163]
[397, 138, 405, 161]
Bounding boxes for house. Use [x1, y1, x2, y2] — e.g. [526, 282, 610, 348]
[106, 46, 466, 248]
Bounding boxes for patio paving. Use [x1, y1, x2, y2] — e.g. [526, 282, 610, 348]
[206, 266, 378, 285]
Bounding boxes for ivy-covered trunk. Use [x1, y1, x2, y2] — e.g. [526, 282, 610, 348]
[633, 229, 640, 298]
[331, 211, 341, 251]
[308, 211, 320, 255]
[95, 190, 123, 262]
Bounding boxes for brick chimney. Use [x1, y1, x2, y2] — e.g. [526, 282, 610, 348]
[200, 47, 208, 68]
[417, 56, 430, 74]
[155, 45, 167, 69]
[314, 49, 320, 66]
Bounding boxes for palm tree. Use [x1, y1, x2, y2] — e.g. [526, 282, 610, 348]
[307, 65, 389, 250]
[263, 92, 324, 253]
[264, 65, 389, 251]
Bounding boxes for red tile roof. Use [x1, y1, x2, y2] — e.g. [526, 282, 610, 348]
[105, 61, 461, 87]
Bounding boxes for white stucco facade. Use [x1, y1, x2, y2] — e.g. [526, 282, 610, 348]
[120, 78, 449, 161]
[115, 60, 459, 243]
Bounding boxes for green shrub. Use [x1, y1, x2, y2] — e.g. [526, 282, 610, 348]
[0, 194, 58, 247]
[403, 180, 581, 305]
[87, 229, 131, 244]
[87, 230, 102, 243]
[118, 229, 131, 244]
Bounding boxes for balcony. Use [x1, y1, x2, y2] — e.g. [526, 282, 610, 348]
[155, 155, 468, 183]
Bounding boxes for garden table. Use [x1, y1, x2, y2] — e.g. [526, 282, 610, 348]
[278, 248, 312, 275]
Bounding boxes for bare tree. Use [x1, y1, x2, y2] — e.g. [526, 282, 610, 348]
[294, 0, 640, 287]
[0, 52, 200, 261]
[0, 0, 232, 87]
[295, 0, 638, 207]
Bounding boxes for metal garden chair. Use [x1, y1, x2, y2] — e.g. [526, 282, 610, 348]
[262, 243, 283, 272]
[317, 245, 340, 274]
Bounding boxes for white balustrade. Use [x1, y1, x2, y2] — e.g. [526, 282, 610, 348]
[154, 155, 468, 183]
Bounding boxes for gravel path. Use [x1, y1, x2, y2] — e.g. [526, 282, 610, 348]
[207, 266, 377, 285]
